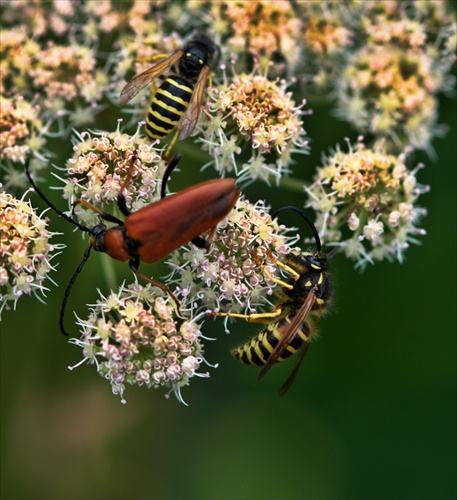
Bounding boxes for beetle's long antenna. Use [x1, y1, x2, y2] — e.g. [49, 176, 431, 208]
[59, 244, 93, 336]
[272, 206, 322, 252]
[160, 153, 182, 199]
[25, 156, 90, 233]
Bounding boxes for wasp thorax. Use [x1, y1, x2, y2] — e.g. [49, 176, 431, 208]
[282, 251, 331, 311]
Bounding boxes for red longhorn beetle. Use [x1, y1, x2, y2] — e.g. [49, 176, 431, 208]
[25, 153, 240, 336]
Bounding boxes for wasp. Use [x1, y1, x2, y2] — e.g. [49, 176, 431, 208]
[120, 35, 219, 158]
[209, 207, 332, 395]
[26, 153, 240, 336]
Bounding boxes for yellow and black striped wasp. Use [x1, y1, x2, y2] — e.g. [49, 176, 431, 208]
[120, 35, 219, 158]
[210, 207, 332, 395]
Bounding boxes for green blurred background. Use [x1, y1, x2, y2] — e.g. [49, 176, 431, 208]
[1, 88, 456, 499]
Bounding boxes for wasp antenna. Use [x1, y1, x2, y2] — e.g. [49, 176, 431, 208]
[272, 206, 321, 252]
[59, 244, 93, 336]
[25, 156, 90, 233]
[160, 152, 182, 199]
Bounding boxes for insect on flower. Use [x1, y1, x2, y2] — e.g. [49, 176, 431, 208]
[25, 153, 240, 336]
[120, 35, 220, 158]
[209, 207, 332, 395]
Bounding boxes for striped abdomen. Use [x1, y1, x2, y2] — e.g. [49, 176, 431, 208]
[233, 315, 311, 366]
[146, 75, 193, 140]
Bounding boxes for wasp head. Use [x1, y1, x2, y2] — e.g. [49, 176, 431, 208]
[180, 37, 219, 78]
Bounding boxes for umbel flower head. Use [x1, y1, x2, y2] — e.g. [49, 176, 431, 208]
[166, 196, 299, 325]
[301, 4, 352, 58]
[305, 140, 429, 268]
[61, 124, 165, 228]
[207, 0, 301, 71]
[335, 43, 443, 152]
[295, 1, 354, 89]
[200, 67, 309, 183]
[69, 282, 209, 405]
[0, 95, 43, 161]
[0, 184, 63, 318]
[1, 0, 78, 38]
[1, 24, 108, 136]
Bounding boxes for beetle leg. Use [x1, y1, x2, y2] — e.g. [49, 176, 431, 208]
[160, 153, 182, 199]
[191, 236, 210, 249]
[113, 153, 147, 217]
[116, 193, 131, 218]
[129, 258, 181, 312]
[72, 199, 124, 225]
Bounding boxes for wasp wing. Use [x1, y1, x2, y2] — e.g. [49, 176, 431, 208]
[278, 311, 321, 396]
[277, 319, 315, 396]
[178, 64, 211, 140]
[257, 289, 317, 383]
[120, 50, 184, 104]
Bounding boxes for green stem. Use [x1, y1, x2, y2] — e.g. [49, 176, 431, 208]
[278, 176, 308, 193]
[176, 140, 309, 195]
[101, 254, 118, 291]
[174, 141, 212, 163]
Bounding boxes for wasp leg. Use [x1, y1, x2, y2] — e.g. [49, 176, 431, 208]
[149, 79, 157, 105]
[271, 257, 301, 281]
[209, 306, 283, 323]
[254, 252, 298, 291]
[135, 53, 169, 64]
[163, 129, 180, 161]
[208, 73, 214, 89]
